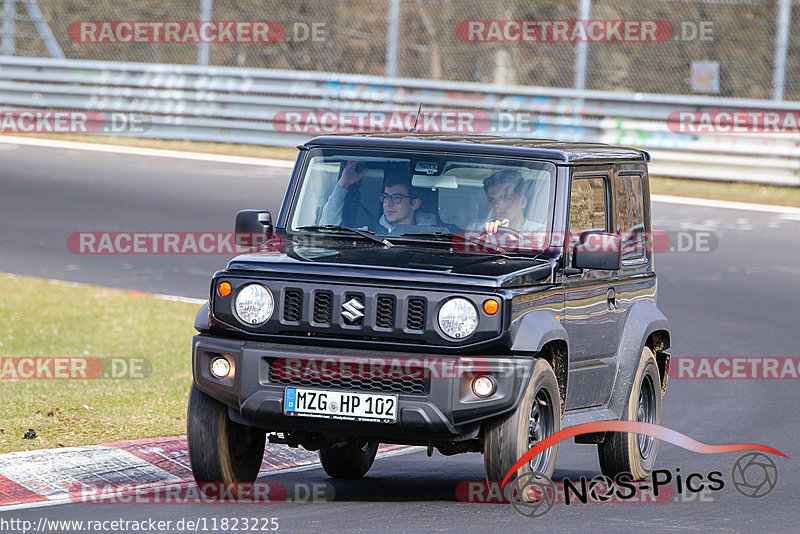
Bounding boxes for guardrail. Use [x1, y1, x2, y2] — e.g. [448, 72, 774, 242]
[0, 56, 798, 186]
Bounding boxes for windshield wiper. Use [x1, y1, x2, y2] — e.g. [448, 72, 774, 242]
[297, 225, 393, 246]
[399, 231, 508, 255]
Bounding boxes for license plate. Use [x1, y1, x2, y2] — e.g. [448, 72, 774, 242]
[283, 387, 398, 423]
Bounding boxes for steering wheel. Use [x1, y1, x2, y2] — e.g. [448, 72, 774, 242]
[477, 225, 522, 252]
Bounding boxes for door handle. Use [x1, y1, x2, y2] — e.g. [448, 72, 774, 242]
[607, 287, 616, 310]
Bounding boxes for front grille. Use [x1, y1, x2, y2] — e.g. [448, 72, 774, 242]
[376, 295, 396, 328]
[216, 279, 500, 346]
[283, 289, 302, 322]
[407, 298, 426, 330]
[313, 291, 333, 324]
[268, 358, 428, 395]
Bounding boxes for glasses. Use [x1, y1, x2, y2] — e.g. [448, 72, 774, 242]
[380, 193, 411, 205]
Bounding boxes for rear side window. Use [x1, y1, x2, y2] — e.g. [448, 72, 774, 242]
[616, 173, 647, 263]
[569, 176, 608, 247]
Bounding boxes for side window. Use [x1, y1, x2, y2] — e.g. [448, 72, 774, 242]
[616, 173, 647, 263]
[569, 176, 608, 248]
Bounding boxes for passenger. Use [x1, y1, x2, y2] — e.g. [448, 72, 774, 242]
[320, 162, 436, 232]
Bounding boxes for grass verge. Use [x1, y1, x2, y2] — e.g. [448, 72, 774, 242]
[651, 176, 800, 208]
[0, 274, 198, 453]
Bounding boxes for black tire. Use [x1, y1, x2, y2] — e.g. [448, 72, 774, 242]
[319, 440, 378, 479]
[484, 359, 562, 481]
[186, 384, 266, 491]
[598, 346, 662, 480]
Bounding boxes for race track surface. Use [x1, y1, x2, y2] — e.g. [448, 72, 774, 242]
[1, 141, 798, 533]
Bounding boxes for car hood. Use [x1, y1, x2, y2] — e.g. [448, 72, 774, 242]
[225, 237, 555, 288]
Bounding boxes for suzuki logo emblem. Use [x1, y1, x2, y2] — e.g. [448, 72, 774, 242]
[341, 297, 365, 323]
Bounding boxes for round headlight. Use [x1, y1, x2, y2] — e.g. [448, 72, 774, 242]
[234, 284, 274, 325]
[438, 298, 478, 339]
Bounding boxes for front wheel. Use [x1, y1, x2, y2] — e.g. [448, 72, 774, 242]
[319, 440, 378, 479]
[186, 384, 266, 489]
[483, 359, 562, 481]
[597, 346, 662, 480]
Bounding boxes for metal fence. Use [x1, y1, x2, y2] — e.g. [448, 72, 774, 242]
[1, 0, 800, 101]
[0, 55, 797, 186]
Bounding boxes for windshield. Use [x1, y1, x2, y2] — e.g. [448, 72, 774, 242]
[288, 148, 556, 252]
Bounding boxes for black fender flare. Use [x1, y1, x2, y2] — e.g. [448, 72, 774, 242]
[509, 310, 569, 353]
[607, 301, 670, 416]
[194, 301, 210, 332]
[508, 310, 569, 411]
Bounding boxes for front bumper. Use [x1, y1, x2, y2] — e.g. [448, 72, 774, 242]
[192, 334, 535, 441]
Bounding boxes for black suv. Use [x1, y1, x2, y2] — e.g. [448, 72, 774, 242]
[187, 134, 670, 485]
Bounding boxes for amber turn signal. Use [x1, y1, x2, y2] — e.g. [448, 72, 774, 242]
[218, 281, 232, 297]
[482, 299, 499, 315]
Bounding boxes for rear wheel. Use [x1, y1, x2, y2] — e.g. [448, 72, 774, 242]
[597, 346, 662, 480]
[484, 359, 562, 481]
[187, 384, 266, 491]
[319, 440, 378, 479]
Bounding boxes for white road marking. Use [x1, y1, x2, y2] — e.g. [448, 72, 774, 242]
[0, 135, 295, 168]
[0, 446, 181, 510]
[32, 276, 206, 304]
[652, 194, 800, 215]
[0, 498, 74, 512]
[1, 136, 797, 216]
[153, 293, 206, 305]
[0, 446, 421, 511]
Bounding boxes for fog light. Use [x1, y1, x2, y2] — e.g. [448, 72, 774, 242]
[210, 357, 231, 379]
[471, 375, 496, 398]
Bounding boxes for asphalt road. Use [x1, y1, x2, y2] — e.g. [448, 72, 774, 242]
[1, 142, 799, 533]
[0, 141, 289, 299]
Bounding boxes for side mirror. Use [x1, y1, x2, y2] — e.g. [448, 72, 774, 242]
[235, 210, 273, 247]
[572, 231, 621, 271]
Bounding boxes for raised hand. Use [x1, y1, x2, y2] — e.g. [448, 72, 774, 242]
[338, 161, 369, 188]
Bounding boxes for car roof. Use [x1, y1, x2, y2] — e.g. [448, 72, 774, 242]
[300, 133, 650, 163]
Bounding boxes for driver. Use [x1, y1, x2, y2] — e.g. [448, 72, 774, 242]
[319, 161, 437, 232]
[479, 169, 544, 235]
